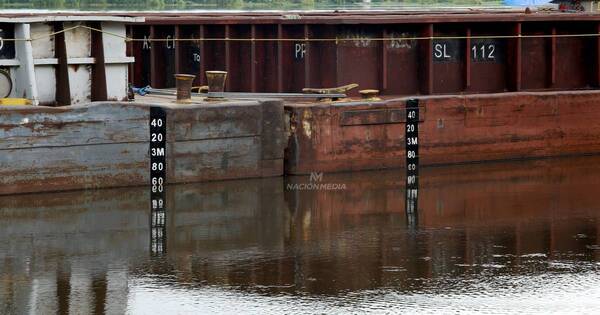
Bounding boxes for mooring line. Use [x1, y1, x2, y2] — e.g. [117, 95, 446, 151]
[0, 24, 83, 42]
[123, 33, 600, 42]
[79, 25, 129, 40]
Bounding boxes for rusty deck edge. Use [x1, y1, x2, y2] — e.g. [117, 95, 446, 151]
[134, 12, 600, 24]
[284, 89, 600, 109]
[391, 90, 600, 106]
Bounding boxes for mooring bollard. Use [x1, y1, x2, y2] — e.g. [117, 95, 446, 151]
[359, 89, 381, 101]
[174, 74, 196, 103]
[206, 70, 227, 99]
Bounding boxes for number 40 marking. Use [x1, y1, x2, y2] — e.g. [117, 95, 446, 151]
[151, 118, 163, 127]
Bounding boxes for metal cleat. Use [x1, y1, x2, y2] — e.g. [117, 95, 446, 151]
[302, 83, 359, 95]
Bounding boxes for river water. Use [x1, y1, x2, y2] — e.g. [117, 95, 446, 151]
[1, 156, 600, 314]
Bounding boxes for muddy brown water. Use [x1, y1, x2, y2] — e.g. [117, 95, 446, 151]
[1, 156, 600, 314]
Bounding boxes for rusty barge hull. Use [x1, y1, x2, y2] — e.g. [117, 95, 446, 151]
[285, 90, 600, 174]
[3, 89, 599, 194]
[129, 10, 600, 96]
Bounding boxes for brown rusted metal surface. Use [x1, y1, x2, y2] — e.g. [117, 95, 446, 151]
[555, 22, 595, 89]
[335, 26, 381, 96]
[128, 11, 600, 96]
[510, 23, 522, 91]
[468, 23, 510, 93]
[130, 25, 150, 87]
[90, 21, 108, 102]
[205, 70, 227, 93]
[285, 100, 409, 174]
[174, 73, 195, 102]
[521, 23, 550, 90]
[285, 90, 600, 174]
[0, 97, 285, 195]
[54, 22, 71, 106]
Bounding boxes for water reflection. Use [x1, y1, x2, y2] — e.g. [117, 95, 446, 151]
[1, 156, 600, 313]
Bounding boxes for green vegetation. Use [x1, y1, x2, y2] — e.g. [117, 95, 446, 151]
[0, 0, 501, 11]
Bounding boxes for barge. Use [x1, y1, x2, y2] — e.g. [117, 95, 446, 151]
[127, 8, 600, 174]
[3, 8, 600, 194]
[128, 9, 600, 95]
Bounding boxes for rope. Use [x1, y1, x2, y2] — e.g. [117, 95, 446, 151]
[125, 33, 600, 42]
[0, 24, 83, 42]
[2, 24, 600, 43]
[32, 24, 83, 41]
[79, 25, 129, 40]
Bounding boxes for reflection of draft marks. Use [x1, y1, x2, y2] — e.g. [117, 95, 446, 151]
[388, 32, 415, 50]
[151, 210, 166, 255]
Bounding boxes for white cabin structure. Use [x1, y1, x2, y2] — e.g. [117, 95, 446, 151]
[0, 15, 143, 105]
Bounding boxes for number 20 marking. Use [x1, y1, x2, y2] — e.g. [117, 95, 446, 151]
[151, 133, 163, 142]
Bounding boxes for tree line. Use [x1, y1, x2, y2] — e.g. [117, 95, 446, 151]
[0, 0, 365, 10]
[0, 0, 493, 10]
